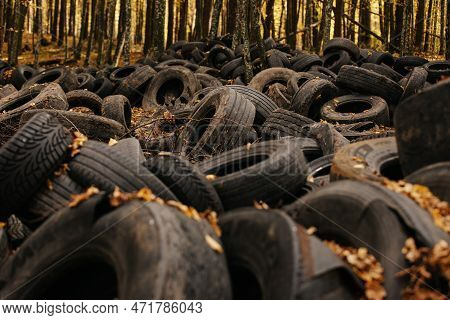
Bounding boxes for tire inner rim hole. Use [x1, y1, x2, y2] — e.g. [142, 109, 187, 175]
[25, 254, 118, 299]
[229, 264, 263, 300]
[115, 67, 135, 78]
[156, 78, 184, 105]
[324, 53, 341, 67]
[335, 101, 372, 114]
[37, 72, 61, 83]
[428, 63, 449, 71]
[379, 157, 404, 181]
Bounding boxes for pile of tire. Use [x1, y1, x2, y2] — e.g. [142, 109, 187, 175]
[0, 36, 449, 300]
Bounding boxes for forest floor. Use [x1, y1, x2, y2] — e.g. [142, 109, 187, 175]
[1, 33, 445, 66]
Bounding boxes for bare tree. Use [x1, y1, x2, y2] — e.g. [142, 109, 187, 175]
[96, 0, 106, 65]
[209, 0, 223, 39]
[106, 0, 117, 63]
[9, 0, 28, 65]
[58, 0, 66, 47]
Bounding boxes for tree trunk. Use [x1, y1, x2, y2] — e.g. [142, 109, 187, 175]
[359, 0, 371, 47]
[34, 0, 42, 67]
[439, 0, 445, 54]
[209, 0, 223, 39]
[415, 0, 426, 49]
[106, 0, 117, 63]
[75, 0, 89, 59]
[383, 0, 390, 49]
[202, 0, 213, 39]
[347, 0, 358, 41]
[52, 0, 59, 42]
[9, 0, 28, 65]
[167, 0, 174, 47]
[401, 0, 413, 54]
[152, 0, 165, 56]
[286, 0, 298, 48]
[144, 0, 154, 53]
[394, 0, 404, 49]
[58, 0, 66, 47]
[334, 0, 344, 38]
[84, 0, 97, 65]
[265, 0, 275, 38]
[322, 0, 333, 46]
[240, 0, 253, 82]
[48, 0, 53, 34]
[446, 0, 450, 59]
[69, 0, 76, 36]
[96, 0, 106, 65]
[424, 0, 434, 51]
[250, 0, 265, 63]
[123, 0, 131, 63]
[227, 0, 237, 34]
[0, 0, 5, 58]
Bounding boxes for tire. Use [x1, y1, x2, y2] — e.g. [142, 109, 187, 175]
[144, 153, 224, 213]
[20, 109, 126, 142]
[306, 154, 333, 187]
[195, 66, 221, 78]
[291, 78, 338, 120]
[113, 65, 156, 105]
[423, 61, 450, 83]
[140, 133, 178, 153]
[102, 95, 132, 129]
[0, 83, 68, 144]
[330, 137, 401, 182]
[68, 141, 177, 200]
[112, 137, 146, 164]
[220, 58, 243, 79]
[265, 82, 291, 110]
[10, 65, 36, 89]
[291, 53, 323, 72]
[195, 73, 223, 88]
[400, 67, 428, 100]
[336, 65, 404, 104]
[0, 112, 71, 219]
[26, 173, 83, 225]
[177, 87, 256, 161]
[361, 63, 403, 82]
[322, 50, 352, 73]
[405, 162, 450, 202]
[394, 56, 428, 75]
[208, 45, 235, 69]
[109, 64, 140, 83]
[335, 121, 395, 141]
[22, 67, 78, 92]
[286, 72, 315, 96]
[0, 228, 8, 267]
[0, 197, 231, 299]
[143, 66, 201, 112]
[394, 79, 450, 176]
[307, 66, 338, 82]
[91, 77, 114, 98]
[76, 73, 95, 91]
[320, 95, 390, 126]
[261, 108, 314, 138]
[66, 90, 103, 115]
[283, 180, 446, 299]
[198, 139, 308, 209]
[0, 84, 17, 99]
[366, 51, 395, 66]
[302, 122, 349, 156]
[266, 49, 290, 68]
[323, 38, 360, 60]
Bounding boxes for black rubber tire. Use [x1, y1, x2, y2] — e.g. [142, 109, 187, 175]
[291, 78, 338, 120]
[91, 77, 114, 98]
[22, 67, 78, 92]
[20, 109, 126, 142]
[286, 72, 315, 96]
[394, 56, 429, 75]
[0, 84, 17, 99]
[27, 173, 83, 225]
[405, 162, 450, 203]
[261, 108, 314, 138]
[323, 38, 360, 60]
[10, 65, 36, 90]
[0, 112, 71, 219]
[320, 94, 390, 126]
[144, 153, 224, 213]
[68, 141, 177, 200]
[177, 87, 256, 160]
[330, 137, 401, 182]
[361, 63, 403, 82]
[109, 64, 140, 83]
[307, 66, 338, 82]
[113, 65, 156, 105]
[0, 197, 231, 299]
[112, 137, 146, 164]
[0, 84, 68, 144]
[248, 67, 297, 93]
[195, 73, 223, 88]
[400, 67, 428, 100]
[335, 121, 395, 141]
[208, 45, 235, 69]
[336, 65, 404, 104]
[198, 139, 308, 209]
[66, 90, 103, 115]
[77, 73, 96, 91]
[266, 49, 291, 68]
[102, 95, 132, 129]
[301, 122, 349, 156]
[306, 154, 333, 187]
[220, 57, 243, 79]
[0, 228, 8, 267]
[195, 66, 221, 78]
[291, 53, 323, 72]
[423, 60, 450, 83]
[283, 180, 446, 299]
[143, 66, 201, 112]
[322, 50, 352, 73]
[366, 51, 395, 66]
[394, 79, 450, 176]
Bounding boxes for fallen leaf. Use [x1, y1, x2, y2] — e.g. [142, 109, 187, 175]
[0, 222, 5, 229]
[47, 179, 53, 190]
[205, 234, 224, 253]
[68, 186, 100, 208]
[306, 226, 317, 235]
[205, 174, 217, 181]
[69, 131, 88, 157]
[108, 138, 118, 146]
[253, 200, 269, 210]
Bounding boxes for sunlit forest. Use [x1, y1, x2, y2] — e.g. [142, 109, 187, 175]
[1, 0, 449, 67]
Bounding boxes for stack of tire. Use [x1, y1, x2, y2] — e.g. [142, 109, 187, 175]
[0, 36, 449, 300]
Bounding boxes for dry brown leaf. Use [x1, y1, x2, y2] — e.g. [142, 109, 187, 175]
[54, 163, 69, 177]
[205, 174, 217, 181]
[69, 131, 88, 157]
[68, 186, 100, 208]
[253, 200, 269, 210]
[108, 138, 118, 146]
[382, 179, 450, 233]
[46, 179, 54, 191]
[205, 234, 224, 253]
[306, 226, 317, 235]
[0, 222, 5, 229]
[200, 210, 221, 236]
[325, 240, 386, 300]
